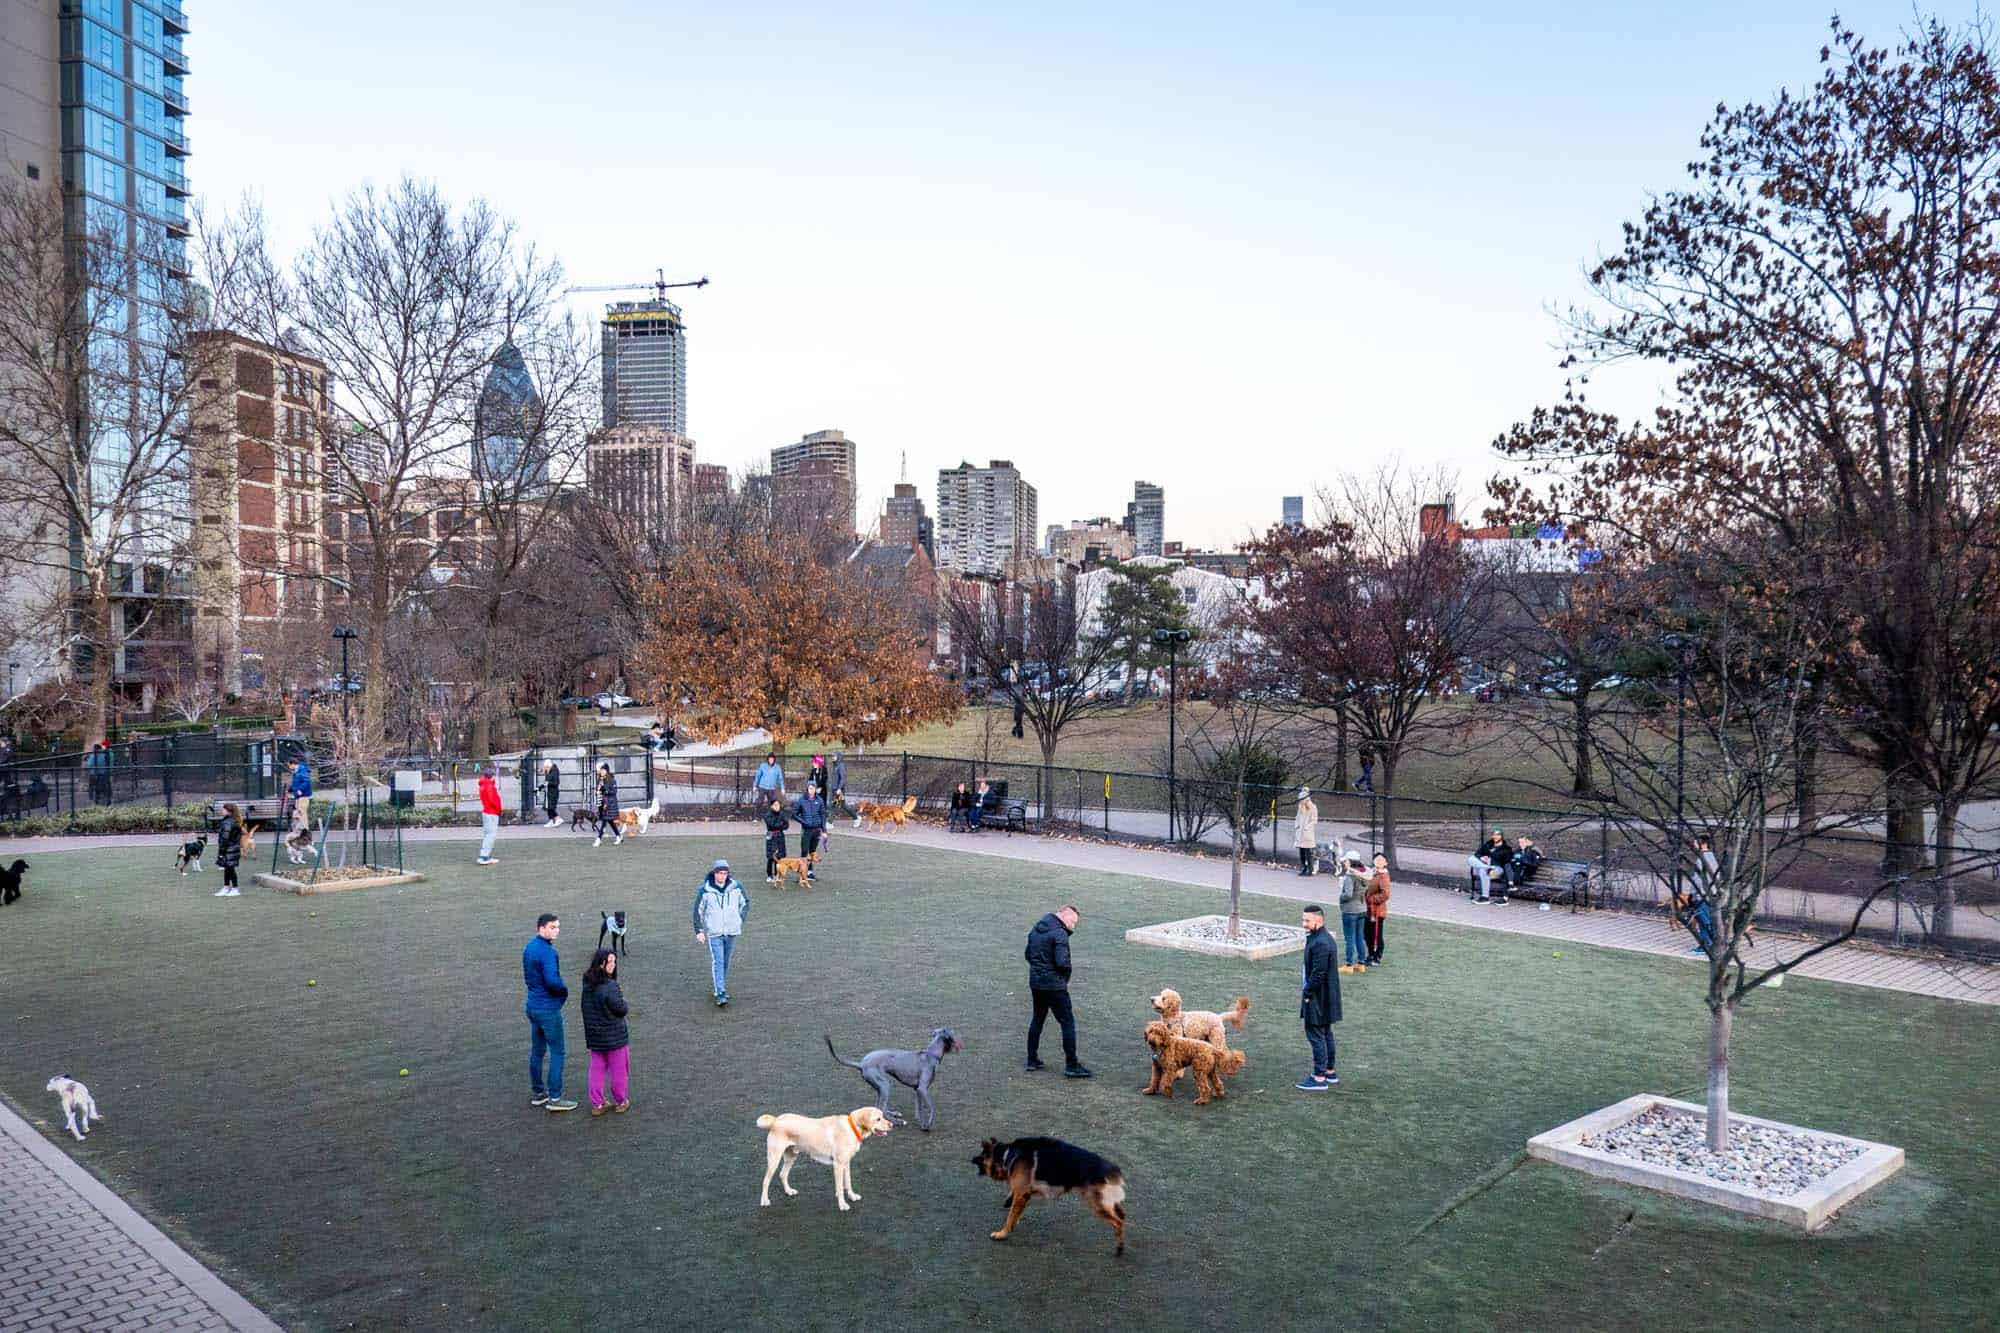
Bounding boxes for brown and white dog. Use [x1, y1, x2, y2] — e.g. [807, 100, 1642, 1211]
[852, 795, 919, 831]
[772, 851, 820, 888]
[756, 1105, 893, 1211]
[614, 795, 663, 837]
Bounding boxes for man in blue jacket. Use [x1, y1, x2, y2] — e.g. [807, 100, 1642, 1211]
[288, 758, 313, 801]
[792, 782, 826, 881]
[523, 913, 576, 1112]
[1297, 905, 1342, 1091]
[753, 753, 785, 802]
[1023, 905, 1091, 1078]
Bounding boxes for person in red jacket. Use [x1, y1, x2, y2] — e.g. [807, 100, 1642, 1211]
[477, 764, 503, 866]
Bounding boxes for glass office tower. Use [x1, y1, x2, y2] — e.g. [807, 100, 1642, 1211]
[601, 298, 687, 434]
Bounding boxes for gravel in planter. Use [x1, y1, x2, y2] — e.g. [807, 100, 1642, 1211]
[1580, 1104, 1866, 1196]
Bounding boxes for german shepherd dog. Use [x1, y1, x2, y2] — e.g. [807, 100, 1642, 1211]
[973, 1136, 1127, 1255]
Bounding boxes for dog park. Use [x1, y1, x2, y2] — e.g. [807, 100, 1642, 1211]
[0, 824, 1994, 1331]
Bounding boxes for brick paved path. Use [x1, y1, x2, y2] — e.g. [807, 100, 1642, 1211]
[0, 1096, 279, 1332]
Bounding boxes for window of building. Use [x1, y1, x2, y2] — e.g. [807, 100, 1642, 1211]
[133, 91, 166, 138]
[81, 0, 121, 28]
[75, 151, 125, 205]
[68, 18, 125, 73]
[133, 49, 164, 95]
[132, 4, 162, 48]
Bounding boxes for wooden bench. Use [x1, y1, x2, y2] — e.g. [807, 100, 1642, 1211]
[206, 800, 281, 834]
[1500, 857, 1597, 911]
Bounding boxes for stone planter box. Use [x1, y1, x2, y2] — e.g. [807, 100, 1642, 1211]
[254, 869, 428, 896]
[1527, 1094, 1904, 1231]
[1124, 914, 1308, 961]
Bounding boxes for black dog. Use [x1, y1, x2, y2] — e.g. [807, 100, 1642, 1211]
[825, 1027, 962, 1131]
[175, 836, 208, 876]
[0, 858, 26, 905]
[599, 910, 629, 955]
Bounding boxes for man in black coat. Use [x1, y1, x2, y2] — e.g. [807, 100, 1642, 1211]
[1023, 905, 1091, 1078]
[1297, 905, 1342, 1091]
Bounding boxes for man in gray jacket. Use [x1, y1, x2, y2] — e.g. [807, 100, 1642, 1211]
[692, 858, 750, 1007]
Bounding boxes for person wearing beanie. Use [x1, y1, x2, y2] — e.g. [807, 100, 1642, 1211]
[692, 859, 750, 1007]
[1292, 787, 1318, 875]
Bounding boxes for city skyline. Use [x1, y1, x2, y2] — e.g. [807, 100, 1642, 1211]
[81, 1, 1992, 549]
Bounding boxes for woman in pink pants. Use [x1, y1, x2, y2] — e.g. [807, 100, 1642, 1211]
[579, 949, 631, 1114]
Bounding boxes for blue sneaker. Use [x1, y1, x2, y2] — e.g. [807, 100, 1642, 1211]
[1294, 1079, 1330, 1092]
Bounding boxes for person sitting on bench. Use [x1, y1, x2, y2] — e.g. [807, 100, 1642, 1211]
[969, 779, 993, 831]
[1466, 829, 1513, 903]
[1508, 836, 1543, 887]
[947, 782, 973, 832]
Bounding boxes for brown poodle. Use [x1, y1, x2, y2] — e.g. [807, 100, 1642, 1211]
[1142, 1020, 1246, 1105]
[1149, 989, 1250, 1047]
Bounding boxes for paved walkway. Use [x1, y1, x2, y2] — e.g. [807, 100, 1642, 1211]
[0, 1095, 280, 1331]
[8, 819, 1993, 1005]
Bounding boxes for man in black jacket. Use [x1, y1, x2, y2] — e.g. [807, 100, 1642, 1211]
[1024, 905, 1091, 1077]
[1297, 905, 1342, 1091]
[762, 798, 790, 884]
[792, 783, 827, 881]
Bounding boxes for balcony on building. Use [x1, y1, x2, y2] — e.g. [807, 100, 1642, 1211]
[162, 35, 189, 75]
[162, 81, 188, 114]
[159, 0, 189, 35]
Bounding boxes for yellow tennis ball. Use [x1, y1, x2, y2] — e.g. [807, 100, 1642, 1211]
[307, 979, 317, 986]
[1552, 951, 1561, 958]
[399, 1069, 409, 1077]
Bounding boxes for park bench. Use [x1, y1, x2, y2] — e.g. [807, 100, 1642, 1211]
[1500, 854, 1597, 911]
[206, 800, 281, 834]
[982, 781, 1029, 835]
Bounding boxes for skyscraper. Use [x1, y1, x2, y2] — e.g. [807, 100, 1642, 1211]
[1, 0, 195, 697]
[935, 460, 1037, 576]
[587, 425, 695, 541]
[1125, 480, 1164, 556]
[601, 297, 687, 433]
[771, 429, 857, 537]
[1282, 495, 1304, 528]
[473, 341, 545, 492]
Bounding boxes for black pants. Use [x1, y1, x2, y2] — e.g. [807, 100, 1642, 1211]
[765, 835, 785, 878]
[1298, 847, 1314, 873]
[1027, 988, 1077, 1066]
[801, 826, 822, 858]
[1304, 1021, 1335, 1077]
[1364, 917, 1384, 962]
[222, 864, 238, 888]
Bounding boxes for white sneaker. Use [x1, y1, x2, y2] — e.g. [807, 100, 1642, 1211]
[213, 886, 230, 897]
[545, 818, 559, 828]
[592, 837, 602, 848]
[614, 835, 623, 845]
[224, 887, 241, 897]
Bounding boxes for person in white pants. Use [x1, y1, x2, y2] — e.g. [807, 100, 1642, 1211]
[477, 765, 503, 866]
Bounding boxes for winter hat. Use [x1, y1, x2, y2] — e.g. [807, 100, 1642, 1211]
[710, 858, 731, 875]
[1298, 787, 1311, 799]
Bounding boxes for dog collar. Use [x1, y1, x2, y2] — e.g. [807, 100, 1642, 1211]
[846, 1113, 867, 1143]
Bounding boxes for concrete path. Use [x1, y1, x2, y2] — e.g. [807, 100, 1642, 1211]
[0, 1095, 280, 1332]
[7, 819, 1993, 1006]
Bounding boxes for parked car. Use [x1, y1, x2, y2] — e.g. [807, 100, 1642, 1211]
[593, 692, 634, 710]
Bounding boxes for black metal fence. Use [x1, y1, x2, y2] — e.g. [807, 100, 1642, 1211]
[0, 734, 327, 820]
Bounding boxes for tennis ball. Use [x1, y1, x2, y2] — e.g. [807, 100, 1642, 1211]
[307, 979, 317, 986]
[399, 1069, 409, 1077]
[1552, 951, 1561, 958]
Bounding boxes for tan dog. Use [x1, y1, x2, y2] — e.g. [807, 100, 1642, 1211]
[1142, 1021, 1246, 1104]
[772, 851, 820, 888]
[852, 795, 919, 830]
[1149, 989, 1250, 1048]
[756, 1105, 893, 1211]
[613, 795, 662, 837]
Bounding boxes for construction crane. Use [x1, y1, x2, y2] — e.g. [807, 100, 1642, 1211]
[565, 268, 710, 301]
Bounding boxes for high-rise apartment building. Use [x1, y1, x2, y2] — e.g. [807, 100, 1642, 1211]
[935, 460, 1037, 577]
[1282, 495, 1304, 528]
[188, 331, 328, 694]
[1, 0, 195, 700]
[601, 297, 687, 434]
[1124, 480, 1164, 556]
[771, 429, 857, 537]
[586, 425, 695, 541]
[881, 481, 931, 558]
[1047, 517, 1135, 568]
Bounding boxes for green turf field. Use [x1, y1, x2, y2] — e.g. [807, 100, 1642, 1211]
[0, 833, 1991, 1331]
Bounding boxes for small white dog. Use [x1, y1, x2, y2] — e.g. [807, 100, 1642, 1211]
[46, 1075, 103, 1142]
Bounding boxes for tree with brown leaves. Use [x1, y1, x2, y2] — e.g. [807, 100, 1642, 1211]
[631, 529, 957, 746]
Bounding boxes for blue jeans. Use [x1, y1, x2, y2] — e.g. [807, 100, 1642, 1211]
[708, 933, 738, 998]
[1304, 1022, 1335, 1078]
[1341, 914, 1367, 966]
[968, 804, 984, 830]
[526, 1005, 565, 1098]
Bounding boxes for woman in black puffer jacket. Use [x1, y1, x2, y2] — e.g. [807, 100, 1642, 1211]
[580, 948, 631, 1114]
[214, 803, 244, 897]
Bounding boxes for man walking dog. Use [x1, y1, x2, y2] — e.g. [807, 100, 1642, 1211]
[523, 913, 576, 1112]
[792, 782, 827, 881]
[1023, 905, 1091, 1078]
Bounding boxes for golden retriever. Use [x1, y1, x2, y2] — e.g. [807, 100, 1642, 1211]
[613, 795, 662, 837]
[852, 795, 919, 830]
[756, 1105, 894, 1211]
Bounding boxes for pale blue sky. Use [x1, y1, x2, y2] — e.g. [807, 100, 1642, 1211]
[193, 2, 1975, 546]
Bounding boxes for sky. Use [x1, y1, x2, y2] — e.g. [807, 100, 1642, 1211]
[190, 1, 1982, 549]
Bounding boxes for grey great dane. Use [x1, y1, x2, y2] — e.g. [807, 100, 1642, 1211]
[824, 1027, 963, 1131]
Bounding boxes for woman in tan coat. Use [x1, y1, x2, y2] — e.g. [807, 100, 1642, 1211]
[1292, 788, 1319, 875]
[1363, 854, 1391, 964]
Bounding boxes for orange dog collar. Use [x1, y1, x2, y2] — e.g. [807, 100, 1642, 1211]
[847, 1113, 867, 1142]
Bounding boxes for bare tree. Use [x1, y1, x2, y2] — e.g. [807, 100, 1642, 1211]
[0, 180, 234, 741]
[204, 179, 573, 780]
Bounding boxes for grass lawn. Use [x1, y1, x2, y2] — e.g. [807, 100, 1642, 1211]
[1, 834, 1993, 1332]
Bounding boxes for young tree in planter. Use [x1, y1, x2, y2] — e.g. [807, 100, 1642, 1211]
[631, 528, 958, 746]
[1244, 466, 1492, 867]
[1178, 635, 1299, 936]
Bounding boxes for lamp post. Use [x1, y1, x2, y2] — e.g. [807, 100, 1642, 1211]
[6, 661, 15, 700]
[332, 626, 359, 749]
[1154, 627, 1192, 842]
